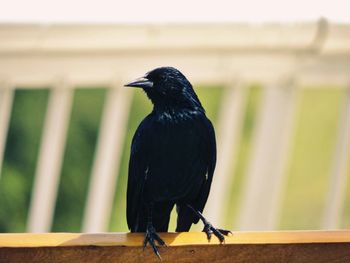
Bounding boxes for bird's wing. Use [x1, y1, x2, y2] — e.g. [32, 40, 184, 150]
[193, 118, 217, 222]
[126, 119, 150, 231]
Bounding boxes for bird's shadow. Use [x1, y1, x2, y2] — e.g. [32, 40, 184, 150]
[58, 232, 219, 247]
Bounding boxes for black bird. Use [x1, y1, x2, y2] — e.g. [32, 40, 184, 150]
[125, 67, 230, 258]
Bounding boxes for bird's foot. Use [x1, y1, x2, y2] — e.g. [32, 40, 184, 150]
[143, 224, 166, 260]
[203, 222, 232, 243]
[186, 204, 232, 243]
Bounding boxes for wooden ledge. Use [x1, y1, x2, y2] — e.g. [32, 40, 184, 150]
[1, 231, 350, 262]
[0, 230, 350, 248]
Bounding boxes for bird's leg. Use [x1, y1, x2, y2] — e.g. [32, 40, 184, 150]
[187, 204, 232, 242]
[143, 203, 166, 260]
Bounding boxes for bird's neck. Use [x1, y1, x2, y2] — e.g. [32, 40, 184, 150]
[151, 94, 204, 114]
[153, 102, 204, 116]
[152, 104, 204, 122]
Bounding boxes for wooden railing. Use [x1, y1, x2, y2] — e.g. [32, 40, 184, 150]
[1, 231, 350, 262]
[0, 21, 350, 233]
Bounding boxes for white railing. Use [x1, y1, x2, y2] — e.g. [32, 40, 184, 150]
[0, 20, 349, 233]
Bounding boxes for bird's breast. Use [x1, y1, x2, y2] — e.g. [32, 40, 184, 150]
[143, 112, 208, 202]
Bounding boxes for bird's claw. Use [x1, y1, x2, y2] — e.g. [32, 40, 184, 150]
[143, 225, 166, 260]
[203, 223, 231, 243]
[217, 229, 233, 236]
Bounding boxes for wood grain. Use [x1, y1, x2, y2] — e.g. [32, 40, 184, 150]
[0, 231, 350, 263]
[1, 243, 350, 263]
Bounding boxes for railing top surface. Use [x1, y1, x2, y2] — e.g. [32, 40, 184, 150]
[0, 22, 349, 86]
[0, 231, 350, 248]
[0, 22, 349, 54]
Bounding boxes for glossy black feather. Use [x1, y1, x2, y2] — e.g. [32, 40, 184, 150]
[126, 67, 216, 232]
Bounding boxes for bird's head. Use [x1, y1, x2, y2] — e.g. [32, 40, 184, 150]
[125, 67, 203, 112]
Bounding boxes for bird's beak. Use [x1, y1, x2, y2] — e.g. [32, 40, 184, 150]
[124, 77, 153, 89]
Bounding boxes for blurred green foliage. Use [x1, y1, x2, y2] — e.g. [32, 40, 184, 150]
[52, 88, 106, 232]
[0, 89, 48, 232]
[280, 87, 344, 229]
[224, 85, 263, 229]
[0, 86, 350, 233]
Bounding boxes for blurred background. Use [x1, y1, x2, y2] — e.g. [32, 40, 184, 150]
[0, 0, 350, 233]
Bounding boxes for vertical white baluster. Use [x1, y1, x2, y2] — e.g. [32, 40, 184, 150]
[83, 83, 132, 232]
[322, 86, 350, 229]
[27, 81, 73, 232]
[238, 79, 298, 230]
[0, 82, 14, 177]
[205, 81, 247, 226]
